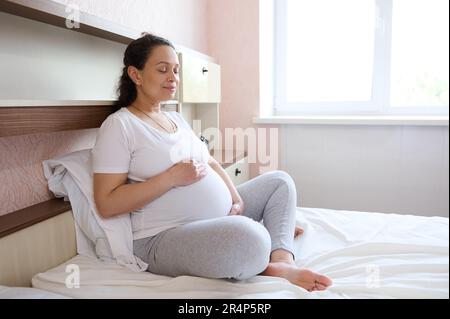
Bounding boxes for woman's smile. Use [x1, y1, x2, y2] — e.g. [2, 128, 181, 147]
[164, 86, 177, 93]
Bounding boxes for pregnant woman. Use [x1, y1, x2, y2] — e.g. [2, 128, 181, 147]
[92, 33, 332, 292]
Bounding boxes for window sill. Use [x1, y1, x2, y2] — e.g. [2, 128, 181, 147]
[253, 115, 449, 126]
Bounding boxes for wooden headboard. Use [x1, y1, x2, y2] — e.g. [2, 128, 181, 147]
[0, 199, 77, 287]
[0, 101, 115, 286]
[0, 95, 117, 287]
[0, 102, 115, 137]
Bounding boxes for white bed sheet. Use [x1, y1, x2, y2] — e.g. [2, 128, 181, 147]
[0, 285, 72, 299]
[31, 207, 449, 299]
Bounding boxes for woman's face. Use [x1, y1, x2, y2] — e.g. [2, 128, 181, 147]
[133, 45, 180, 102]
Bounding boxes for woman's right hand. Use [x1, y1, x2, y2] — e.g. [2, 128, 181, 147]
[168, 159, 208, 187]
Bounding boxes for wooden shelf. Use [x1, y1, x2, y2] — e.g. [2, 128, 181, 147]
[0, 0, 214, 60]
[0, 104, 115, 137]
[0, 0, 139, 44]
[0, 100, 115, 107]
[0, 198, 71, 239]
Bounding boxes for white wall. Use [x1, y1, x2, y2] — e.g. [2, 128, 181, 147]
[281, 125, 449, 217]
[49, 0, 209, 54]
[0, 12, 125, 101]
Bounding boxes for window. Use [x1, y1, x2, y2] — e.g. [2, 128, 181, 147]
[274, 0, 449, 116]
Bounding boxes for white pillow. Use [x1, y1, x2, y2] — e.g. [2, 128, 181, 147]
[42, 149, 148, 272]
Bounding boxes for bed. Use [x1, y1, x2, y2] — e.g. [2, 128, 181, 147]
[0, 127, 448, 300]
[16, 206, 447, 299]
[0, 285, 71, 299]
[0, 107, 448, 299]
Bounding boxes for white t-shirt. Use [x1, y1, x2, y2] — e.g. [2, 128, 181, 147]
[92, 107, 233, 239]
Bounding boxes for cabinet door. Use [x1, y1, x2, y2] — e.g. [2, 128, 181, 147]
[224, 158, 249, 186]
[206, 61, 221, 102]
[180, 53, 221, 103]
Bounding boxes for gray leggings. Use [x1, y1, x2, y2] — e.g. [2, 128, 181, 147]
[133, 170, 297, 280]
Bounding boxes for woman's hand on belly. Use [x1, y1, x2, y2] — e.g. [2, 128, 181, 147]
[168, 159, 208, 187]
[145, 166, 233, 221]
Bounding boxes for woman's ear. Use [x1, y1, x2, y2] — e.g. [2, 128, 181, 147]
[127, 66, 142, 86]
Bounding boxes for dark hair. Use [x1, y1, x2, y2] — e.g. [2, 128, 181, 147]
[114, 33, 176, 112]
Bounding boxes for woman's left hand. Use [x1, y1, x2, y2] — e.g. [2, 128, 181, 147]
[228, 200, 245, 216]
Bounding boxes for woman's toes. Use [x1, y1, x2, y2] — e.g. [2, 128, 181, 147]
[317, 274, 333, 287]
[315, 282, 328, 291]
[262, 263, 332, 292]
[294, 226, 304, 238]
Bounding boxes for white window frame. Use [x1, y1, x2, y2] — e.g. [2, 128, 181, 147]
[274, 0, 449, 116]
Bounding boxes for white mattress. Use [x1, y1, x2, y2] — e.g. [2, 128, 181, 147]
[0, 285, 71, 299]
[32, 207, 449, 299]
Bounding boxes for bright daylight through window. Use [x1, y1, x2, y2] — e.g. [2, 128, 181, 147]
[274, 0, 449, 116]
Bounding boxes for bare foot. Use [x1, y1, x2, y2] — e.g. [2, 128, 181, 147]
[294, 225, 304, 238]
[262, 262, 332, 292]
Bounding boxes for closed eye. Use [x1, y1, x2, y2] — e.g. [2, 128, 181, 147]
[158, 69, 179, 74]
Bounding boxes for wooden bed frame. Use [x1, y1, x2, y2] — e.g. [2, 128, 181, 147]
[0, 200, 77, 287]
[0, 102, 115, 287]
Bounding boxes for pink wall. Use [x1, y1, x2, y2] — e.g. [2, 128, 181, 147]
[208, 0, 278, 178]
[0, 130, 97, 216]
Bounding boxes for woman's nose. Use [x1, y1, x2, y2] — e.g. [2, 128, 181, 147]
[168, 74, 177, 82]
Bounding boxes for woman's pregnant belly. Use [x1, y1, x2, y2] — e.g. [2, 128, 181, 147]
[132, 165, 233, 236]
